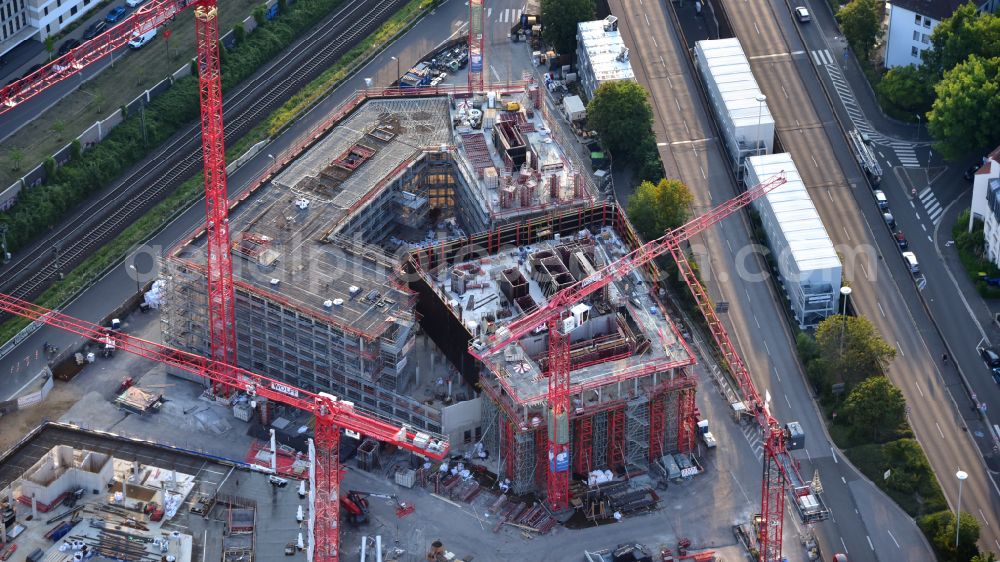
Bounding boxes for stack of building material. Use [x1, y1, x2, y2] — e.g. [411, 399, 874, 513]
[486, 496, 557, 534]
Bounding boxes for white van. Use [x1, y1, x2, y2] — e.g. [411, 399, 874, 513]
[128, 27, 157, 49]
[902, 251, 920, 274]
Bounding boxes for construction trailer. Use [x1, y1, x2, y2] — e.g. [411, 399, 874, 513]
[745, 153, 842, 328]
[160, 87, 600, 453]
[694, 38, 775, 175]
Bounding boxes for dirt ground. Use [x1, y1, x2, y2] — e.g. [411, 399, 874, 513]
[0, 382, 78, 452]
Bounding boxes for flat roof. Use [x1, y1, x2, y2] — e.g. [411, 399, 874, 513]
[747, 153, 841, 272]
[577, 19, 636, 83]
[695, 38, 774, 130]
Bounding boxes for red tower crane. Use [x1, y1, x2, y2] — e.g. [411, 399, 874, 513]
[0, 0, 238, 381]
[469, 173, 790, 514]
[0, 292, 449, 561]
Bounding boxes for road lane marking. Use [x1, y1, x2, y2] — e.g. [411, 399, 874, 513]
[935, 422, 945, 439]
[764, 340, 770, 356]
[860, 262, 870, 280]
[841, 537, 849, 554]
[841, 476, 846, 484]
[877, 301, 885, 318]
[843, 225, 851, 240]
[644, 12, 650, 25]
[784, 394, 791, 408]
[832, 447, 838, 463]
[888, 530, 900, 548]
[727, 239, 733, 253]
[652, 37, 657, 48]
[916, 380, 925, 397]
[921, 223, 927, 231]
[981, 508, 989, 525]
[774, 366, 781, 382]
[896, 341, 905, 356]
[867, 536, 874, 550]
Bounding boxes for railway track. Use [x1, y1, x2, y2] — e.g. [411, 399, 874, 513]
[0, 0, 406, 302]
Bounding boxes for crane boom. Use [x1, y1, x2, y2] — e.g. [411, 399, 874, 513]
[0, 0, 191, 112]
[0, 292, 448, 457]
[469, 172, 787, 360]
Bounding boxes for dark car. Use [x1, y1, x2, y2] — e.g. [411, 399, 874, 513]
[895, 230, 908, 250]
[965, 161, 983, 181]
[21, 63, 43, 79]
[82, 20, 107, 40]
[57, 38, 80, 57]
[106, 6, 127, 23]
[981, 347, 1000, 383]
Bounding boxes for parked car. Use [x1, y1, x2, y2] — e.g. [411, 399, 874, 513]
[106, 6, 127, 23]
[979, 346, 1000, 383]
[794, 7, 811, 22]
[965, 161, 984, 181]
[57, 38, 80, 57]
[902, 251, 920, 274]
[895, 230, 908, 250]
[883, 212, 896, 230]
[874, 190, 889, 211]
[128, 28, 157, 49]
[82, 20, 108, 40]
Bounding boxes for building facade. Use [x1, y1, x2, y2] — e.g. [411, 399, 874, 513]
[970, 146, 1000, 266]
[575, 16, 635, 101]
[882, 0, 1000, 68]
[1, 0, 99, 57]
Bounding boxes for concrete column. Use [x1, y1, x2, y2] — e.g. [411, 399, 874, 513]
[31, 495, 37, 519]
[172, 468, 178, 491]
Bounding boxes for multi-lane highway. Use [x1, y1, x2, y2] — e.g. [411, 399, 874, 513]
[608, 0, 931, 559]
[719, 0, 1000, 552]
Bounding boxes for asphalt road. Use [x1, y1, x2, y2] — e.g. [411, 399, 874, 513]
[607, 0, 930, 559]
[717, 0, 1000, 553]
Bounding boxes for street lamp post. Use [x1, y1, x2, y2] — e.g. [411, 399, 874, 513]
[916, 114, 921, 141]
[390, 56, 400, 88]
[839, 286, 852, 357]
[956, 470, 968, 549]
[755, 94, 767, 157]
[128, 264, 141, 297]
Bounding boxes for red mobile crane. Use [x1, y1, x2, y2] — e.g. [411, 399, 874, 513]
[470, 172, 828, 560]
[0, 292, 449, 561]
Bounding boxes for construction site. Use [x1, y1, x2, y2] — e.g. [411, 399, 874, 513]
[0, 0, 837, 558]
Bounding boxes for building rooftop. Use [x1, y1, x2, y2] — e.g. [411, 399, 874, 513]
[433, 227, 694, 404]
[171, 93, 595, 336]
[747, 153, 841, 272]
[577, 18, 636, 84]
[695, 39, 774, 131]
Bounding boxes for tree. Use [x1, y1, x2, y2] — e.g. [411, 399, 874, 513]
[972, 552, 999, 562]
[587, 80, 654, 163]
[877, 65, 935, 117]
[843, 376, 906, 441]
[837, 0, 883, 62]
[50, 120, 67, 141]
[919, 510, 981, 562]
[540, 0, 595, 54]
[814, 314, 896, 388]
[927, 55, 1000, 161]
[44, 36, 56, 61]
[91, 90, 106, 115]
[923, 3, 1000, 78]
[8, 147, 23, 172]
[626, 179, 693, 240]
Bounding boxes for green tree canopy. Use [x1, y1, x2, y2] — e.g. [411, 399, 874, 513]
[877, 65, 935, 117]
[837, 0, 883, 62]
[586, 80, 654, 163]
[919, 510, 982, 562]
[540, 0, 595, 54]
[927, 55, 1000, 160]
[626, 178, 693, 240]
[924, 3, 1000, 78]
[843, 376, 906, 441]
[814, 314, 896, 388]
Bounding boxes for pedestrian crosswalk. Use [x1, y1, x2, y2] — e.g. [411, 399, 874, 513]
[823, 62, 888, 143]
[918, 186, 944, 225]
[495, 8, 522, 23]
[810, 49, 834, 66]
[893, 142, 920, 167]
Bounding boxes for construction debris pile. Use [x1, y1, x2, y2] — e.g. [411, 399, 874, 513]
[571, 478, 658, 522]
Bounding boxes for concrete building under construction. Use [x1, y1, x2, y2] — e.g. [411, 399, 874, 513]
[160, 85, 698, 496]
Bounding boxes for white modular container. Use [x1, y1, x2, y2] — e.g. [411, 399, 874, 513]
[694, 38, 774, 168]
[746, 153, 842, 328]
